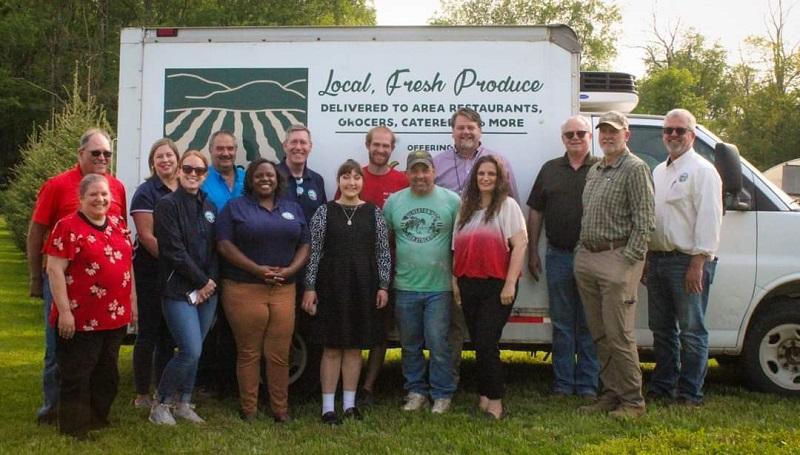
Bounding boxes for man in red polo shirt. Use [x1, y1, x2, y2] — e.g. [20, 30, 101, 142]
[26, 128, 127, 425]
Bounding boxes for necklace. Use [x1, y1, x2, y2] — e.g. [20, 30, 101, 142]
[340, 203, 359, 226]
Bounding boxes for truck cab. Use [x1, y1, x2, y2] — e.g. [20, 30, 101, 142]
[579, 72, 800, 395]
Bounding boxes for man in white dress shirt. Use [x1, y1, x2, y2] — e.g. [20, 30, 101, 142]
[646, 108, 723, 406]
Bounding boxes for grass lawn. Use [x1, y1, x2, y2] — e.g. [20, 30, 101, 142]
[0, 216, 798, 454]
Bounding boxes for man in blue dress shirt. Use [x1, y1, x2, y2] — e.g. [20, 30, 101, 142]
[197, 130, 245, 396]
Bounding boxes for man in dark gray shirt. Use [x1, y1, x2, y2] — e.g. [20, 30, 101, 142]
[527, 115, 599, 400]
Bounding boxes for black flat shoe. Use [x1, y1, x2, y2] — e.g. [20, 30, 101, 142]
[239, 410, 257, 424]
[321, 411, 341, 425]
[343, 407, 363, 420]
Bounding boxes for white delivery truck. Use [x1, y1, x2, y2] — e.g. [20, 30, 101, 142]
[117, 26, 800, 396]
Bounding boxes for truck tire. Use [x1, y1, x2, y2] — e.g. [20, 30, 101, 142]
[288, 331, 322, 398]
[288, 314, 322, 399]
[742, 300, 800, 395]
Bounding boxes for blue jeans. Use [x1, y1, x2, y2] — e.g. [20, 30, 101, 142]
[647, 254, 717, 401]
[394, 290, 455, 400]
[132, 276, 174, 395]
[546, 246, 599, 396]
[37, 273, 59, 420]
[157, 295, 218, 403]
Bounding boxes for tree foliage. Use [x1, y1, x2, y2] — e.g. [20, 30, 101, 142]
[635, 67, 708, 118]
[3, 74, 113, 251]
[0, 0, 376, 186]
[635, 23, 735, 132]
[635, 1, 800, 171]
[430, 0, 620, 70]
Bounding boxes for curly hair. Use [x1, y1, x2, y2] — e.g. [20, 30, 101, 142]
[243, 158, 284, 199]
[457, 154, 510, 231]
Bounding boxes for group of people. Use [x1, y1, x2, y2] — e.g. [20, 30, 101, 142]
[27, 105, 722, 439]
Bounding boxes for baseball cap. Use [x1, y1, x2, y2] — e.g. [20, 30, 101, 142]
[406, 150, 434, 169]
[596, 111, 629, 130]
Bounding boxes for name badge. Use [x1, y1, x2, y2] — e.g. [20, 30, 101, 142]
[281, 212, 295, 221]
[204, 211, 215, 223]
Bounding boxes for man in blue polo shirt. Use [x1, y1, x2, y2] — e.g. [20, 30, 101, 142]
[203, 130, 245, 211]
[276, 124, 327, 223]
[197, 129, 245, 397]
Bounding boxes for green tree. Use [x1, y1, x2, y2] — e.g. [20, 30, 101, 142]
[2, 75, 112, 251]
[725, 85, 800, 170]
[635, 67, 707, 117]
[723, 0, 800, 170]
[0, 0, 377, 187]
[635, 24, 734, 131]
[430, 0, 620, 70]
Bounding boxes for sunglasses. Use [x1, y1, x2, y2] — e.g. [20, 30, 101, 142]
[563, 130, 588, 139]
[181, 165, 208, 176]
[89, 149, 113, 159]
[662, 127, 690, 136]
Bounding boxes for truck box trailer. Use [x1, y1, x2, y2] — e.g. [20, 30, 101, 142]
[117, 25, 800, 396]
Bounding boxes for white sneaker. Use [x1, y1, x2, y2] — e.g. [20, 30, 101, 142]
[174, 402, 205, 424]
[431, 398, 452, 414]
[402, 392, 429, 411]
[149, 403, 176, 425]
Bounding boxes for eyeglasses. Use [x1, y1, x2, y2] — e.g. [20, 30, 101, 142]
[563, 131, 588, 139]
[181, 165, 208, 176]
[89, 149, 113, 159]
[662, 127, 690, 136]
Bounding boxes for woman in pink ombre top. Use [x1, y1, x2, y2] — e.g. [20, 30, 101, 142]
[452, 154, 527, 420]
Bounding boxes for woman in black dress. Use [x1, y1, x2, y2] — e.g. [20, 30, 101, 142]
[302, 159, 391, 424]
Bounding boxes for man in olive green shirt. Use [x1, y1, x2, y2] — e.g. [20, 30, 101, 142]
[574, 111, 655, 419]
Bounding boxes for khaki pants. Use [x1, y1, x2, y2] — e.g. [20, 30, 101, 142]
[574, 247, 645, 408]
[222, 280, 295, 416]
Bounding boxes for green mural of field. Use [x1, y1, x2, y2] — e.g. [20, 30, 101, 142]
[163, 68, 308, 162]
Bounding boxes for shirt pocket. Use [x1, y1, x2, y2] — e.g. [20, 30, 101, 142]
[665, 180, 690, 207]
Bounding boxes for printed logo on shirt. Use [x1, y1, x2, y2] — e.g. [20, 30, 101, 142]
[308, 189, 318, 201]
[204, 211, 216, 223]
[399, 208, 443, 243]
[679, 172, 689, 183]
[281, 211, 295, 221]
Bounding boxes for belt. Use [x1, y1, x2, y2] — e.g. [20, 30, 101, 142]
[649, 250, 689, 257]
[581, 239, 628, 253]
[548, 243, 576, 252]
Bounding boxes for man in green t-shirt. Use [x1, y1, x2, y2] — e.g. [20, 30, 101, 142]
[383, 150, 461, 415]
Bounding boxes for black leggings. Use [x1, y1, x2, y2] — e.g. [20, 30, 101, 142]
[458, 277, 515, 400]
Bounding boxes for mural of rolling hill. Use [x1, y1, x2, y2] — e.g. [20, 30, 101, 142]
[163, 68, 308, 163]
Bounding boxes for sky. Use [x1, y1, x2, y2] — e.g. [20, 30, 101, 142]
[373, 0, 800, 78]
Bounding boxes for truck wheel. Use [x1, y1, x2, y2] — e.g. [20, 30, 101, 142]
[743, 300, 800, 395]
[288, 330, 321, 398]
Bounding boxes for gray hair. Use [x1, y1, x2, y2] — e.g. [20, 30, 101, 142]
[78, 173, 108, 198]
[284, 124, 312, 143]
[560, 115, 591, 132]
[79, 128, 112, 149]
[208, 130, 237, 150]
[665, 108, 697, 131]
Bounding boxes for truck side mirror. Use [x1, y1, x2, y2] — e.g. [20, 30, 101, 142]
[714, 143, 750, 211]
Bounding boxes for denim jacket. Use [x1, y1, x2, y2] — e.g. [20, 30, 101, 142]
[154, 186, 218, 299]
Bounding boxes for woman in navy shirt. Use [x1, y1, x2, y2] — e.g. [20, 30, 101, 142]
[216, 158, 310, 423]
[130, 138, 179, 409]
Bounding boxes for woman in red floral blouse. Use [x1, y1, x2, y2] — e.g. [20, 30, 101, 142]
[45, 173, 136, 440]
